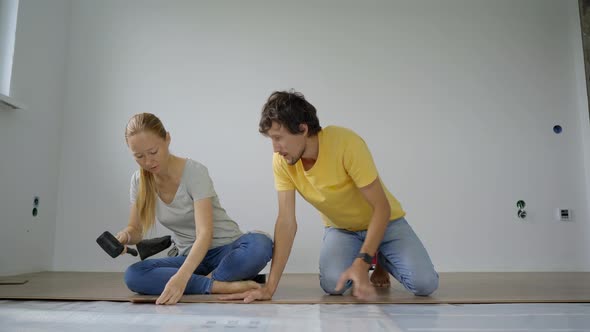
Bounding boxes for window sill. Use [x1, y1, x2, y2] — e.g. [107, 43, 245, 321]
[0, 93, 25, 110]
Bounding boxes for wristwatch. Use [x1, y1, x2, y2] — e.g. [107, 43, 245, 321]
[356, 252, 374, 265]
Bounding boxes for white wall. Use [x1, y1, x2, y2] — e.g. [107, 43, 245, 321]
[51, 0, 590, 273]
[0, 0, 70, 275]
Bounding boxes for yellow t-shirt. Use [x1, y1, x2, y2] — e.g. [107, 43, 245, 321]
[273, 126, 405, 231]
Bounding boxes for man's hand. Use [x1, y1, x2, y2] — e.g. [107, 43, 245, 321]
[218, 286, 274, 303]
[156, 273, 189, 305]
[335, 260, 377, 301]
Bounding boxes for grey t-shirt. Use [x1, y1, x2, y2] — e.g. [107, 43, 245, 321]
[130, 159, 242, 256]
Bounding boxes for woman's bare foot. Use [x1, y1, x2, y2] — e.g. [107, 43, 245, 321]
[211, 280, 261, 294]
[370, 263, 391, 288]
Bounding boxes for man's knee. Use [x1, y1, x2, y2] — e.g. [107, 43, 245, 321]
[319, 272, 349, 295]
[410, 271, 439, 296]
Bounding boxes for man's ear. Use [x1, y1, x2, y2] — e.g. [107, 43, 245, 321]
[299, 123, 308, 136]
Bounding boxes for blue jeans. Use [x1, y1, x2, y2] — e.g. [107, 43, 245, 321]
[319, 217, 438, 296]
[124, 232, 273, 295]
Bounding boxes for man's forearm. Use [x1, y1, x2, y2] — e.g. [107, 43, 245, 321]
[266, 218, 297, 294]
[359, 204, 390, 256]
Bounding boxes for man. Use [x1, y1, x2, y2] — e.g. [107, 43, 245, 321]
[222, 90, 438, 302]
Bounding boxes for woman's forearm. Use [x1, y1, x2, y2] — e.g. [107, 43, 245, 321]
[176, 232, 212, 279]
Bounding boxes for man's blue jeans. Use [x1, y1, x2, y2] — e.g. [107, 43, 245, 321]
[319, 217, 438, 296]
[124, 232, 273, 295]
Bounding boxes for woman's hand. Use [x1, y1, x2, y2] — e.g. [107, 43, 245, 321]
[218, 285, 274, 303]
[156, 273, 190, 305]
[115, 230, 131, 245]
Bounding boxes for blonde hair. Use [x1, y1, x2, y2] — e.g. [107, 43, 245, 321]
[125, 113, 167, 235]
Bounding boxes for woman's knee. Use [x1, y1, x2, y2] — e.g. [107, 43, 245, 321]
[243, 232, 273, 261]
[123, 261, 147, 292]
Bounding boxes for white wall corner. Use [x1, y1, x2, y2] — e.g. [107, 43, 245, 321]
[0, 92, 24, 110]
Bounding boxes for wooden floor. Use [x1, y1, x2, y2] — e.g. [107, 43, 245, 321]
[1, 272, 590, 304]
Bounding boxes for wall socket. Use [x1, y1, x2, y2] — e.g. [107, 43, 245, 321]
[32, 195, 39, 217]
[555, 208, 572, 222]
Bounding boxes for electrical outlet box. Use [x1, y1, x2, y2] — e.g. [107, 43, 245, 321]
[555, 208, 572, 222]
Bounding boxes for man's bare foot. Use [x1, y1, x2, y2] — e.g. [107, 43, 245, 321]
[370, 264, 391, 288]
[211, 280, 261, 294]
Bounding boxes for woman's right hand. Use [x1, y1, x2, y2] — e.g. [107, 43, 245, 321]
[218, 285, 274, 303]
[115, 230, 131, 245]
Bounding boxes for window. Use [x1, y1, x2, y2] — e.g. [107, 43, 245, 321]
[0, 0, 20, 110]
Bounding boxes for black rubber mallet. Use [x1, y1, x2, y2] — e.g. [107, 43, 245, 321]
[96, 231, 138, 257]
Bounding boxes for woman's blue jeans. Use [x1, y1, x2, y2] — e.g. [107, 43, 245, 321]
[124, 232, 273, 295]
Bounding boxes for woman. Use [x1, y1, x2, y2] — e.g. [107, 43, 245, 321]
[117, 113, 273, 305]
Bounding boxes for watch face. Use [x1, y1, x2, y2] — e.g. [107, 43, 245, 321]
[358, 253, 373, 264]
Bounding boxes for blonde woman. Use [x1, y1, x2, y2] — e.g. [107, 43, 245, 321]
[117, 113, 273, 305]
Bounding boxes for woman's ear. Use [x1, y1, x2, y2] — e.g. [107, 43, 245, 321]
[166, 132, 171, 146]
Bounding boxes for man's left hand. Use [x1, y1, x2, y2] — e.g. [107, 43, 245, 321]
[335, 260, 377, 301]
